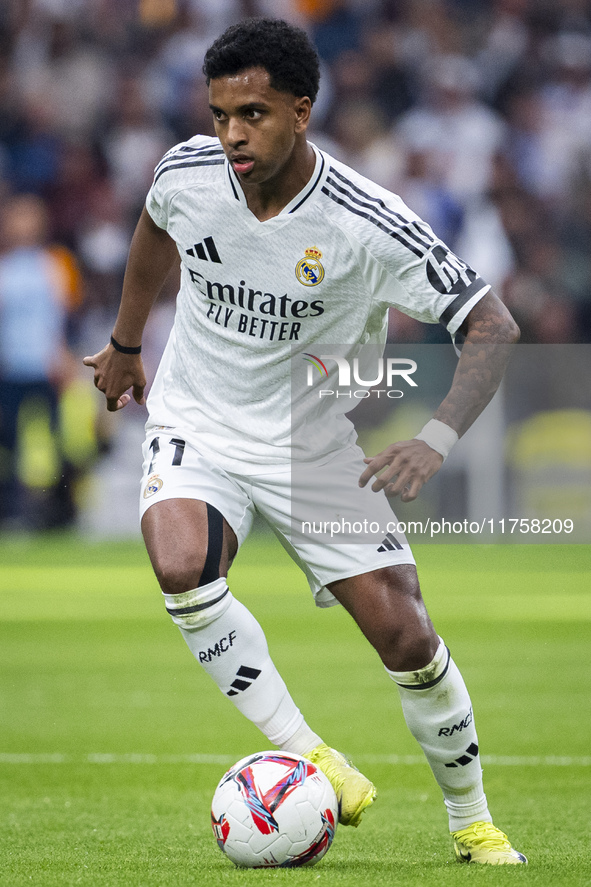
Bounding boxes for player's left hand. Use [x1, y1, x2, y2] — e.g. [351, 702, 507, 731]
[358, 439, 443, 501]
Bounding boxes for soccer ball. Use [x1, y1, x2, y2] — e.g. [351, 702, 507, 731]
[211, 751, 338, 868]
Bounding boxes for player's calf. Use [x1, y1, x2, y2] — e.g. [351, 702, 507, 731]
[144, 500, 325, 782]
[166, 576, 309, 750]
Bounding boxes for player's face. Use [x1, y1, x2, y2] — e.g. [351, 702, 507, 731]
[209, 67, 311, 186]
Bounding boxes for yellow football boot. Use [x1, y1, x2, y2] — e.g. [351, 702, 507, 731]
[452, 821, 527, 864]
[305, 743, 376, 827]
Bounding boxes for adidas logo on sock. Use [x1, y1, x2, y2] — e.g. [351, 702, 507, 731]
[226, 665, 261, 697]
[377, 532, 402, 553]
[445, 742, 479, 768]
[185, 236, 222, 263]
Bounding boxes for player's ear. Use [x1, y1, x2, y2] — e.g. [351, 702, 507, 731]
[294, 96, 312, 134]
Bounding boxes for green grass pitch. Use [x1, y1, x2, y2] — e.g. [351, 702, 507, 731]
[1, 534, 590, 886]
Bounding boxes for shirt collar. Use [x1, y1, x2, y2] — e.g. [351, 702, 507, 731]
[225, 143, 327, 216]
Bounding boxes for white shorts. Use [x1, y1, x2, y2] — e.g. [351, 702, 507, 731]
[139, 429, 415, 608]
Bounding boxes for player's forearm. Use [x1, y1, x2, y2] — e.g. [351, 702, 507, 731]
[112, 207, 178, 346]
[433, 292, 520, 438]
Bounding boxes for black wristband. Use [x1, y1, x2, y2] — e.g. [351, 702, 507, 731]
[110, 335, 141, 355]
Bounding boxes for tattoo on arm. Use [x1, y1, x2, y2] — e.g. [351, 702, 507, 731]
[433, 293, 520, 438]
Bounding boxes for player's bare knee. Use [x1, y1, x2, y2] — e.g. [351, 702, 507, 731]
[388, 629, 439, 672]
[152, 552, 207, 596]
[143, 501, 231, 595]
[153, 502, 230, 624]
[373, 610, 437, 672]
[368, 593, 434, 669]
[355, 568, 432, 669]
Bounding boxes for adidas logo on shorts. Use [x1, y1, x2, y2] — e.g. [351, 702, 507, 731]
[377, 532, 402, 553]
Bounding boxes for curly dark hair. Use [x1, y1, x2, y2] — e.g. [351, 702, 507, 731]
[203, 18, 320, 105]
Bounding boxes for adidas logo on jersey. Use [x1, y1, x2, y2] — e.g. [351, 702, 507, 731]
[186, 236, 222, 263]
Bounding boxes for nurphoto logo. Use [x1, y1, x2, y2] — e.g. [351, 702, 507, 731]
[303, 353, 418, 399]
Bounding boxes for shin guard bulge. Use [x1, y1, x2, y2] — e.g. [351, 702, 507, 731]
[164, 577, 309, 748]
[387, 637, 492, 831]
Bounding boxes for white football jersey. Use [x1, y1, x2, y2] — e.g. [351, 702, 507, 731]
[145, 135, 489, 471]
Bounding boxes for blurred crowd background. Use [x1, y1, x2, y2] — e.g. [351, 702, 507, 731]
[1, 0, 591, 533]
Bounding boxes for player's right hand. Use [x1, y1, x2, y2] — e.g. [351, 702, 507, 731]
[83, 345, 146, 412]
[358, 438, 443, 501]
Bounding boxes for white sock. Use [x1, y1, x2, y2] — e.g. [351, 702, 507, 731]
[280, 721, 323, 756]
[387, 637, 492, 832]
[178, 584, 320, 749]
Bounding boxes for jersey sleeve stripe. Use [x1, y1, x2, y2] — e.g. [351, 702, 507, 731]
[154, 144, 225, 173]
[153, 157, 225, 184]
[156, 145, 223, 169]
[325, 175, 433, 254]
[322, 185, 425, 258]
[438, 280, 489, 328]
[328, 168, 435, 251]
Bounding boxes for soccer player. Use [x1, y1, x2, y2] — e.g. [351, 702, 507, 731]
[84, 18, 526, 865]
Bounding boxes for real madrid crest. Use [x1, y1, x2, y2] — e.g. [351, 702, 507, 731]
[295, 246, 325, 287]
[143, 475, 163, 499]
